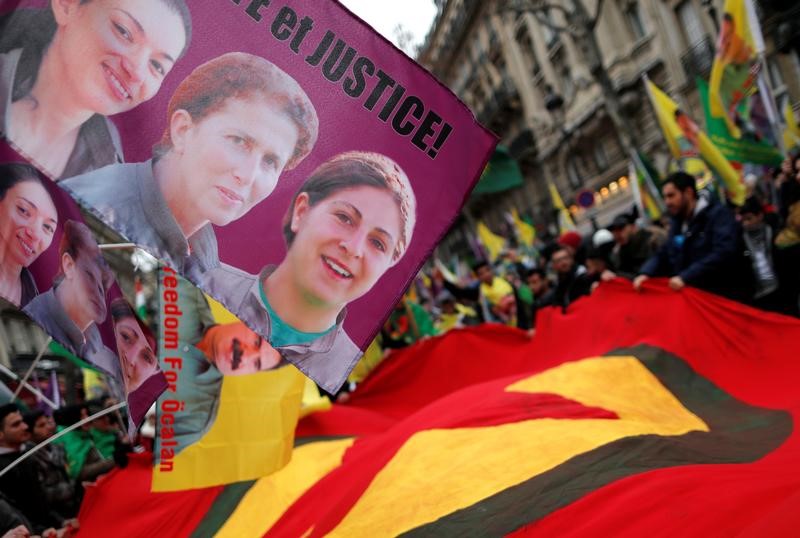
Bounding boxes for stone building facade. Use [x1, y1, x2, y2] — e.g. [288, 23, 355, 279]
[418, 0, 800, 252]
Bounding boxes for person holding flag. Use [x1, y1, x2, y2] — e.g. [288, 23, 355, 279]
[634, 172, 750, 301]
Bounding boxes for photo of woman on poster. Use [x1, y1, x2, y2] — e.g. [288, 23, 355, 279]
[62, 52, 319, 279]
[23, 219, 117, 375]
[0, 163, 57, 306]
[110, 297, 164, 424]
[201, 151, 417, 393]
[0, 0, 192, 179]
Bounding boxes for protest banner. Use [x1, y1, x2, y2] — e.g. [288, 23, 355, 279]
[645, 78, 746, 205]
[4, 0, 499, 394]
[0, 144, 166, 431]
[77, 281, 800, 537]
[152, 268, 305, 491]
[699, 79, 783, 167]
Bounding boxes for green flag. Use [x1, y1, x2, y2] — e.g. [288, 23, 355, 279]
[699, 78, 783, 167]
[472, 146, 524, 196]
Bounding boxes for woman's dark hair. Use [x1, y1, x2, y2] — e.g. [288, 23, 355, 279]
[0, 162, 44, 200]
[110, 297, 156, 351]
[110, 296, 137, 323]
[0, 1, 192, 101]
[282, 151, 417, 262]
[54, 220, 112, 289]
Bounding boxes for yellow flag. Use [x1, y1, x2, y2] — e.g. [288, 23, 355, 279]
[709, 0, 760, 139]
[510, 208, 535, 247]
[476, 221, 506, 262]
[645, 79, 746, 205]
[152, 293, 306, 492]
[784, 101, 800, 151]
[548, 182, 576, 234]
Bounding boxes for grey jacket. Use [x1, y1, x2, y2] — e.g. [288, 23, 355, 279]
[0, 49, 123, 180]
[23, 288, 120, 378]
[61, 160, 219, 280]
[201, 264, 363, 394]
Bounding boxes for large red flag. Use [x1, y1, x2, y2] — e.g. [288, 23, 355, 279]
[78, 280, 800, 536]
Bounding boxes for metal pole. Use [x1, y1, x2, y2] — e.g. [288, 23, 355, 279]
[11, 336, 52, 400]
[98, 243, 137, 251]
[0, 364, 58, 409]
[0, 402, 126, 479]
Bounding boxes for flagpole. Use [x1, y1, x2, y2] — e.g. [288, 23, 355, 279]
[11, 336, 52, 400]
[627, 158, 648, 224]
[744, 0, 787, 154]
[0, 364, 58, 409]
[0, 402, 126, 479]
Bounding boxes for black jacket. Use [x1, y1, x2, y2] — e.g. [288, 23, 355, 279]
[640, 195, 750, 301]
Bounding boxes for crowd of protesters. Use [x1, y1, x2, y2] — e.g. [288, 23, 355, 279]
[0, 396, 138, 538]
[1, 161, 799, 533]
[334, 166, 800, 397]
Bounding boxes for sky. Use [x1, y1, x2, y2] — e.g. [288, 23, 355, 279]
[339, 0, 438, 54]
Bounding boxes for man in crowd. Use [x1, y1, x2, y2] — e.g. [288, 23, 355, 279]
[473, 261, 517, 326]
[608, 213, 662, 278]
[525, 268, 554, 328]
[0, 404, 64, 534]
[740, 197, 800, 316]
[22, 411, 78, 519]
[551, 246, 593, 311]
[634, 172, 749, 300]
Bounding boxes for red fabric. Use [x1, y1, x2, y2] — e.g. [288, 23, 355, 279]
[76, 453, 222, 538]
[281, 279, 800, 537]
[296, 323, 534, 437]
[76, 280, 800, 536]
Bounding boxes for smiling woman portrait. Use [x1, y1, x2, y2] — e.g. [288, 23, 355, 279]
[201, 151, 417, 394]
[0, 163, 57, 306]
[0, 0, 192, 179]
[62, 52, 319, 279]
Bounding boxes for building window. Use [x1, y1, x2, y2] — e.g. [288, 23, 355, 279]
[4, 318, 33, 355]
[593, 142, 610, 171]
[676, 0, 705, 48]
[515, 22, 541, 78]
[540, 9, 559, 48]
[567, 159, 582, 189]
[624, 1, 647, 41]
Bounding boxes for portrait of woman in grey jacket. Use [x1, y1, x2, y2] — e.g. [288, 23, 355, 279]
[0, 0, 192, 179]
[201, 151, 417, 394]
[62, 52, 319, 280]
[0, 163, 57, 306]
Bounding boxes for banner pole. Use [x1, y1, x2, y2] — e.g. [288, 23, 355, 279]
[0, 402, 126, 479]
[11, 336, 52, 400]
[0, 364, 58, 409]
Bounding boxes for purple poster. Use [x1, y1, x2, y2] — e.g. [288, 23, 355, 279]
[1, 0, 496, 393]
[0, 145, 167, 431]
